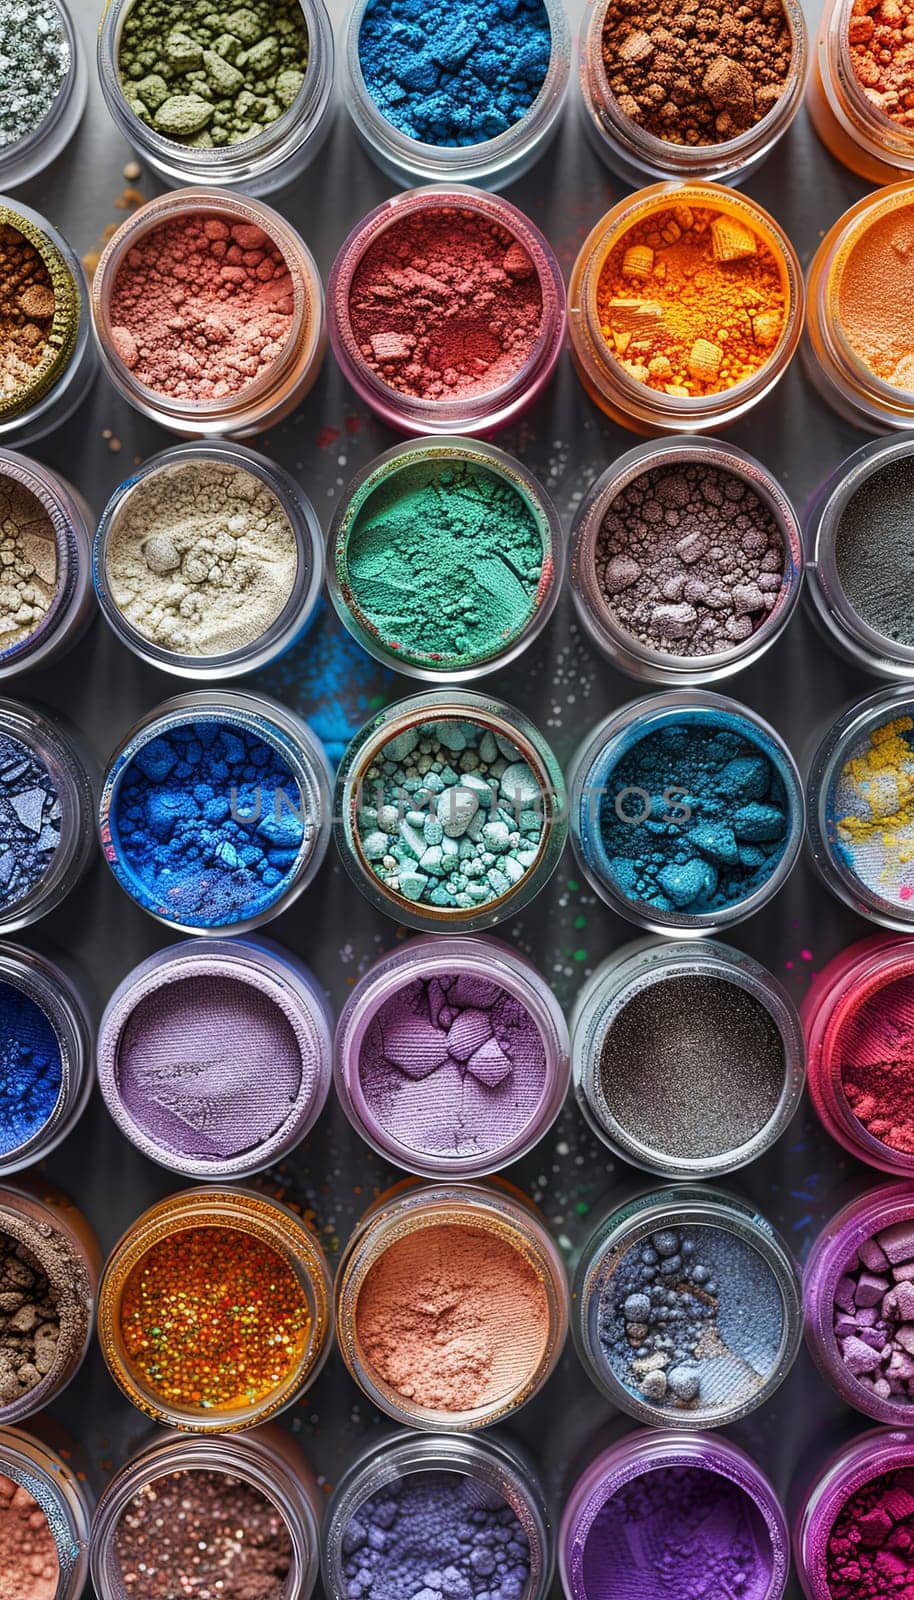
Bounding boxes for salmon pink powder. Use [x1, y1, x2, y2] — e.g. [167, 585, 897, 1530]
[108, 212, 297, 402]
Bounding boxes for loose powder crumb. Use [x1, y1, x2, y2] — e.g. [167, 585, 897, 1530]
[0, 1475, 59, 1600]
[835, 972, 914, 1157]
[0, 0, 71, 150]
[848, 0, 914, 130]
[834, 456, 914, 648]
[833, 1218, 914, 1404]
[836, 203, 914, 392]
[826, 1468, 914, 1598]
[0, 1234, 60, 1407]
[0, 222, 57, 406]
[114, 1469, 293, 1600]
[0, 474, 58, 658]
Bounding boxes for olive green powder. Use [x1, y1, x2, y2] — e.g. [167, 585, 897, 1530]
[116, 0, 310, 146]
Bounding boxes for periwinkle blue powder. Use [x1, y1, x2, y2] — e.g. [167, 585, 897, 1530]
[0, 732, 60, 913]
[0, 981, 62, 1155]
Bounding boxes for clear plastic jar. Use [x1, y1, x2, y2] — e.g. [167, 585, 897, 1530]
[793, 1427, 914, 1600]
[561, 1429, 789, 1600]
[572, 1185, 802, 1428]
[335, 1180, 568, 1431]
[92, 441, 324, 680]
[327, 187, 566, 437]
[98, 689, 332, 935]
[0, 941, 93, 1177]
[97, 1186, 332, 1432]
[323, 1429, 553, 1600]
[97, 935, 332, 1180]
[808, 0, 914, 184]
[340, 0, 570, 188]
[327, 436, 564, 683]
[0, 198, 97, 449]
[90, 189, 325, 439]
[567, 182, 804, 436]
[334, 934, 570, 1180]
[334, 689, 567, 934]
[97, 0, 334, 196]
[577, 0, 807, 187]
[0, 698, 96, 936]
[90, 1424, 322, 1599]
[0, 0, 88, 190]
[0, 1422, 92, 1599]
[569, 436, 804, 686]
[0, 450, 94, 682]
[571, 937, 805, 1179]
[567, 690, 805, 938]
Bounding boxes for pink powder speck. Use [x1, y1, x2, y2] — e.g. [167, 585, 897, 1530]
[902, 886, 914, 901]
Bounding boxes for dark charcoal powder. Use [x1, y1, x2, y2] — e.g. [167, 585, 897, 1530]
[834, 456, 914, 647]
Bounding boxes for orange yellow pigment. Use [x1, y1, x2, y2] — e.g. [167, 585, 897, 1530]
[848, 0, 914, 130]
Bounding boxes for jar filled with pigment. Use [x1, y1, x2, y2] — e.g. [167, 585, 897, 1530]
[335, 1180, 568, 1431]
[322, 1429, 553, 1600]
[0, 450, 94, 682]
[572, 1186, 802, 1426]
[93, 441, 324, 680]
[334, 935, 570, 1180]
[334, 689, 567, 933]
[577, 0, 807, 187]
[97, 0, 335, 196]
[0, 1421, 93, 1600]
[567, 181, 803, 435]
[328, 187, 566, 437]
[571, 937, 805, 1179]
[98, 689, 332, 935]
[97, 936, 332, 1180]
[98, 1186, 332, 1432]
[805, 184, 914, 432]
[0, 699, 96, 936]
[793, 1426, 914, 1600]
[0, 942, 92, 1178]
[808, 0, 914, 184]
[90, 1425, 322, 1600]
[567, 689, 804, 937]
[328, 437, 564, 682]
[341, 0, 570, 188]
[561, 1429, 789, 1600]
[0, 197, 96, 448]
[90, 188, 325, 438]
[569, 436, 803, 686]
[0, 0, 87, 191]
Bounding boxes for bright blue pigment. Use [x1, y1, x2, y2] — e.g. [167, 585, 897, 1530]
[110, 719, 307, 929]
[0, 982, 62, 1155]
[586, 714, 791, 917]
[357, 0, 552, 146]
[263, 599, 394, 767]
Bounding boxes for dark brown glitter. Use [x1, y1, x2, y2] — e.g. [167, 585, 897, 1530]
[113, 1469, 293, 1600]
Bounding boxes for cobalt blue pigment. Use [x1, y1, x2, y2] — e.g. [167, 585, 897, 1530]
[0, 732, 61, 914]
[357, 0, 552, 146]
[0, 981, 62, 1156]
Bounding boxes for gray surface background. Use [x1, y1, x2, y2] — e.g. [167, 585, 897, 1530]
[10, 0, 901, 1593]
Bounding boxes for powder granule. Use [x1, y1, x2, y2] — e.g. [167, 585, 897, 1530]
[0, 223, 57, 404]
[0, 475, 57, 656]
[0, 0, 71, 150]
[836, 203, 914, 391]
[848, 0, 914, 130]
[0, 1475, 59, 1600]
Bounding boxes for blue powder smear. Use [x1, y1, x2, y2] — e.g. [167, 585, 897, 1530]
[262, 598, 394, 768]
[0, 982, 62, 1156]
[357, 0, 552, 146]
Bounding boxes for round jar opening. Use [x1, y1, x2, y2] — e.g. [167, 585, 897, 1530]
[818, 697, 914, 925]
[821, 953, 914, 1166]
[812, 1449, 914, 1598]
[0, 1199, 93, 1420]
[0, 204, 79, 423]
[0, 0, 73, 159]
[0, 975, 65, 1163]
[829, 189, 914, 398]
[0, 1465, 60, 1598]
[827, 1202, 914, 1414]
[843, 0, 914, 138]
[0, 722, 67, 926]
[0, 460, 75, 674]
[824, 446, 914, 665]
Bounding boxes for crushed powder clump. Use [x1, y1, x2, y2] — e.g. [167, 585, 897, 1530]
[0, 475, 58, 654]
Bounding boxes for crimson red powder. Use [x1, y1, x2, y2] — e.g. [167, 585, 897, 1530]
[826, 1467, 914, 1597]
[834, 973, 914, 1156]
[346, 205, 545, 402]
[109, 213, 296, 402]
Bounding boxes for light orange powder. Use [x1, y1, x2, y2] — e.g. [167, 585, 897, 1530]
[355, 1221, 550, 1413]
[836, 203, 914, 390]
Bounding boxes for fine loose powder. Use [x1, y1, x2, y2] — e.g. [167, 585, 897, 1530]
[114, 1469, 293, 1600]
[829, 713, 914, 911]
[0, 474, 58, 658]
[0, 732, 60, 915]
[356, 1222, 549, 1413]
[834, 456, 914, 647]
[347, 207, 544, 403]
[0, 0, 71, 151]
[593, 461, 786, 657]
[834, 973, 914, 1157]
[833, 1216, 914, 1404]
[836, 204, 914, 392]
[0, 1475, 59, 1600]
[596, 202, 787, 397]
[848, 0, 914, 131]
[0, 980, 62, 1157]
[826, 1467, 914, 1598]
[105, 459, 299, 659]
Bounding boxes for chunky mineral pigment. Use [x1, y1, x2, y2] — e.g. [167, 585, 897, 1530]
[0, 1232, 60, 1407]
[105, 458, 299, 659]
[596, 202, 787, 396]
[826, 1467, 914, 1598]
[119, 1225, 311, 1412]
[356, 1222, 549, 1413]
[116, 0, 310, 147]
[0, 981, 62, 1157]
[341, 457, 548, 669]
[833, 1215, 914, 1404]
[114, 1469, 293, 1600]
[357, 718, 545, 911]
[0, 732, 60, 916]
[357, 0, 551, 145]
[347, 207, 544, 403]
[0, 0, 71, 150]
[834, 972, 914, 1156]
[357, 971, 548, 1160]
[834, 456, 914, 647]
[600, 0, 792, 146]
[829, 713, 914, 911]
[593, 461, 786, 657]
[108, 211, 296, 402]
[0, 1474, 59, 1600]
[848, 0, 914, 130]
[0, 474, 58, 660]
[599, 1223, 785, 1415]
[0, 214, 75, 418]
[341, 1471, 531, 1600]
[836, 203, 914, 392]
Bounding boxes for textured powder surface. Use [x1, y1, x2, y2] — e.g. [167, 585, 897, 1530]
[347, 208, 544, 402]
[829, 714, 914, 911]
[343, 458, 546, 668]
[593, 462, 785, 657]
[109, 213, 296, 402]
[0, 1474, 59, 1600]
[358, 0, 551, 145]
[0, 732, 60, 915]
[340, 1470, 531, 1600]
[581, 1466, 772, 1600]
[598, 974, 784, 1161]
[834, 457, 914, 647]
[596, 203, 787, 396]
[600, 0, 792, 146]
[356, 1222, 549, 1412]
[0, 980, 62, 1157]
[106, 459, 298, 658]
[0, 223, 57, 405]
[0, 0, 71, 149]
[825, 1467, 914, 1599]
[848, 0, 914, 129]
[837, 204, 914, 391]
[0, 473, 58, 658]
[0, 1232, 60, 1407]
[358, 971, 548, 1159]
[833, 1217, 914, 1405]
[836, 974, 914, 1155]
[114, 1469, 293, 1599]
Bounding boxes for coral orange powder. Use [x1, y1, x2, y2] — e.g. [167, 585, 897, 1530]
[835, 201, 914, 390]
[849, 0, 914, 130]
